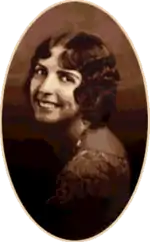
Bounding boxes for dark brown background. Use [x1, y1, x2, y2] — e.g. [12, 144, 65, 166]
[2, 2, 147, 190]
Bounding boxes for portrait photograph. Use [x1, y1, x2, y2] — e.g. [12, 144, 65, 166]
[1, 1, 148, 240]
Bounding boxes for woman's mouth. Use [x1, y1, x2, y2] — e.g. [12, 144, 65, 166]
[36, 100, 62, 111]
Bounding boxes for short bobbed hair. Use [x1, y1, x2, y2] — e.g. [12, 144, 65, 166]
[26, 31, 120, 129]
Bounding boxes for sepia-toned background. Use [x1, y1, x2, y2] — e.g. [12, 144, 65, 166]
[2, 2, 147, 191]
[0, 1, 147, 240]
[4, 3, 147, 145]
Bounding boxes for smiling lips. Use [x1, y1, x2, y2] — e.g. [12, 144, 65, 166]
[36, 99, 62, 110]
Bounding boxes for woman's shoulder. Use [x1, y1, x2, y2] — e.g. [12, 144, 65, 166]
[65, 148, 129, 180]
[52, 148, 130, 204]
[63, 126, 129, 179]
[81, 126, 126, 157]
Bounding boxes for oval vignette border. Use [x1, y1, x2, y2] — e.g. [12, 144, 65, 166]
[0, 0, 150, 241]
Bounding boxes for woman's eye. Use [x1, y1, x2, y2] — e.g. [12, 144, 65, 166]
[59, 72, 75, 83]
[34, 66, 48, 77]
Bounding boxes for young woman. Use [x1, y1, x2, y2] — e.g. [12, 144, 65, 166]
[27, 32, 130, 239]
[25, 31, 130, 239]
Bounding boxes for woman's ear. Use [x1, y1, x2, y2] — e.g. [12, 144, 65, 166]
[82, 119, 90, 130]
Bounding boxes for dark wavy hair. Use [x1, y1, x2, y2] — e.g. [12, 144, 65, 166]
[25, 32, 120, 129]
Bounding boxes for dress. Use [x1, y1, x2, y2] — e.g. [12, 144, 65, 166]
[43, 131, 130, 240]
[4, 130, 130, 240]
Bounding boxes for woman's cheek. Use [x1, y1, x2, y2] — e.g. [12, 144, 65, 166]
[30, 78, 40, 95]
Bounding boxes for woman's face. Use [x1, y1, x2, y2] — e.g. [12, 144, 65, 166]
[30, 45, 82, 123]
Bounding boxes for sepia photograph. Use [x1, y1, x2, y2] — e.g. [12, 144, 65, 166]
[1, 1, 148, 240]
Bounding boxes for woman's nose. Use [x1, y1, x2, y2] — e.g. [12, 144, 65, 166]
[38, 72, 59, 94]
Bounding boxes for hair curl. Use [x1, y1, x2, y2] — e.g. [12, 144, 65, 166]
[26, 32, 120, 128]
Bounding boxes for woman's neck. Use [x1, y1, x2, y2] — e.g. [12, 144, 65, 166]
[35, 116, 88, 154]
[66, 116, 88, 144]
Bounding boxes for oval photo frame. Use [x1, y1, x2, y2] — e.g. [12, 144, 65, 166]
[1, 1, 148, 241]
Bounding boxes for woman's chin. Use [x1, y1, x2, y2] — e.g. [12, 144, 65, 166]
[34, 112, 61, 124]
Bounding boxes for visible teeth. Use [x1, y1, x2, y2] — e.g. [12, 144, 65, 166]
[38, 101, 57, 109]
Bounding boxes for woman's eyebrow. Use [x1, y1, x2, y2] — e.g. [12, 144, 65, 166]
[35, 62, 46, 68]
[59, 69, 81, 79]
